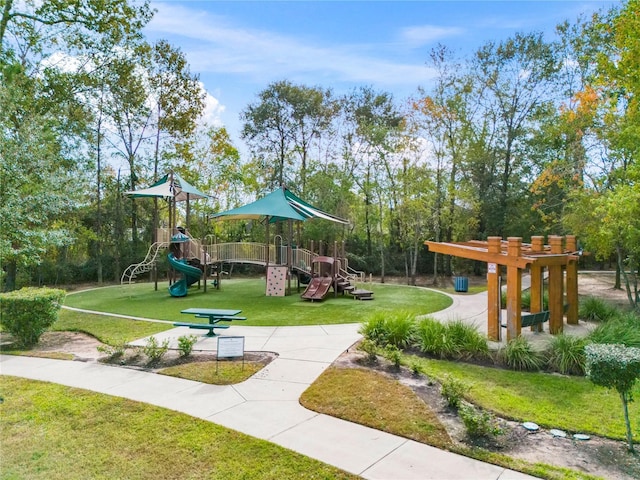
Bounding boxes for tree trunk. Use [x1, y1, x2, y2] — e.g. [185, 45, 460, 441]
[4, 260, 17, 292]
[617, 245, 636, 309]
[621, 391, 635, 452]
[365, 193, 372, 256]
[96, 118, 103, 284]
[410, 240, 419, 286]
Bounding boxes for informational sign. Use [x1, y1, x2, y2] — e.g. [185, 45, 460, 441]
[217, 336, 245, 359]
[488, 263, 497, 274]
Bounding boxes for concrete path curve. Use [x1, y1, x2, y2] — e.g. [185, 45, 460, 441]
[1, 306, 535, 479]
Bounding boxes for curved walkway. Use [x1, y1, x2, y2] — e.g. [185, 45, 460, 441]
[1, 296, 534, 479]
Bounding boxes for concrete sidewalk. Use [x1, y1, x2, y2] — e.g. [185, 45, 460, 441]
[0, 319, 535, 480]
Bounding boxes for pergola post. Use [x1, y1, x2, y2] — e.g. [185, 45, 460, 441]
[529, 236, 545, 332]
[487, 237, 502, 341]
[548, 235, 564, 334]
[565, 235, 579, 325]
[506, 237, 523, 341]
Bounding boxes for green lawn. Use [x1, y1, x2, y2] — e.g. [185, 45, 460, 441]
[55, 309, 172, 344]
[0, 377, 357, 480]
[64, 279, 452, 326]
[303, 366, 606, 480]
[411, 355, 640, 441]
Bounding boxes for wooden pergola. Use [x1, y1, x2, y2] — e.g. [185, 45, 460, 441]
[425, 236, 580, 341]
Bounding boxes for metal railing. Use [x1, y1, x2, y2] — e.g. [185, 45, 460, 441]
[120, 241, 169, 284]
[205, 242, 288, 266]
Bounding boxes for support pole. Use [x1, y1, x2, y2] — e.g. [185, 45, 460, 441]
[487, 237, 502, 341]
[333, 241, 338, 297]
[529, 236, 545, 332]
[548, 235, 564, 334]
[506, 237, 522, 341]
[565, 235, 579, 325]
[287, 219, 293, 295]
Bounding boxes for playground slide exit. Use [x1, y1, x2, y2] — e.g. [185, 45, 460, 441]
[168, 253, 202, 297]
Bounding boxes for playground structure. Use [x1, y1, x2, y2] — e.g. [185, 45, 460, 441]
[300, 255, 362, 301]
[167, 252, 201, 297]
[122, 183, 361, 298]
[121, 227, 365, 298]
[425, 235, 580, 341]
[205, 238, 363, 299]
[120, 228, 209, 285]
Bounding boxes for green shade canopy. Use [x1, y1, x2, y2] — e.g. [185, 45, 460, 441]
[211, 186, 349, 224]
[124, 172, 208, 202]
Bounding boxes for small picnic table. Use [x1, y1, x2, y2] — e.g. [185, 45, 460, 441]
[175, 308, 246, 336]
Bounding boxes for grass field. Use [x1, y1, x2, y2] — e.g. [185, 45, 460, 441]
[410, 355, 640, 441]
[302, 366, 609, 480]
[64, 278, 452, 326]
[0, 377, 357, 480]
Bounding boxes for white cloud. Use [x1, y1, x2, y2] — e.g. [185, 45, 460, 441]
[399, 25, 465, 48]
[146, 3, 438, 88]
[200, 86, 225, 127]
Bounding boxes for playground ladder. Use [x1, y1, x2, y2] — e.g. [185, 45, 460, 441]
[120, 241, 169, 284]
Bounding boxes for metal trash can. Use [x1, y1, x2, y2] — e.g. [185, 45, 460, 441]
[454, 276, 468, 292]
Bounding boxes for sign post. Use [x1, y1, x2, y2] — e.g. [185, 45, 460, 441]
[216, 336, 245, 373]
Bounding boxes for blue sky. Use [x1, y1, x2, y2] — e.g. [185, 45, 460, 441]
[144, 1, 619, 148]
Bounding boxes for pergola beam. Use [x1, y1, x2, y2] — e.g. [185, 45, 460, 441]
[425, 242, 533, 269]
[425, 235, 579, 341]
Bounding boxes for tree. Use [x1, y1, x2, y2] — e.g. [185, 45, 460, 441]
[241, 80, 336, 193]
[0, 0, 151, 55]
[0, 64, 83, 290]
[408, 45, 477, 279]
[564, 1, 639, 300]
[146, 39, 205, 242]
[147, 40, 205, 179]
[586, 343, 640, 452]
[102, 52, 152, 248]
[0, 0, 152, 289]
[472, 32, 560, 237]
[340, 86, 404, 271]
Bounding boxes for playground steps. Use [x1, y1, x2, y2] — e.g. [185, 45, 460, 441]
[337, 280, 355, 293]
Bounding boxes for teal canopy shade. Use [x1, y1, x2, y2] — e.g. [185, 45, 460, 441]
[124, 172, 208, 202]
[171, 232, 190, 243]
[211, 187, 349, 224]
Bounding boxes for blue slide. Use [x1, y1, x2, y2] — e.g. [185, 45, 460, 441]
[168, 253, 202, 297]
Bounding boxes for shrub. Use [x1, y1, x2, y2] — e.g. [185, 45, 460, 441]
[440, 374, 468, 408]
[357, 338, 378, 364]
[414, 317, 447, 357]
[359, 311, 415, 349]
[445, 320, 490, 361]
[585, 343, 640, 451]
[0, 287, 66, 347]
[383, 345, 402, 369]
[501, 289, 548, 310]
[177, 335, 198, 357]
[499, 337, 545, 371]
[143, 336, 169, 364]
[409, 360, 422, 375]
[96, 343, 127, 359]
[520, 290, 531, 310]
[579, 296, 618, 323]
[384, 312, 416, 349]
[547, 334, 588, 375]
[589, 312, 640, 348]
[359, 313, 387, 345]
[414, 318, 489, 361]
[458, 403, 503, 439]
